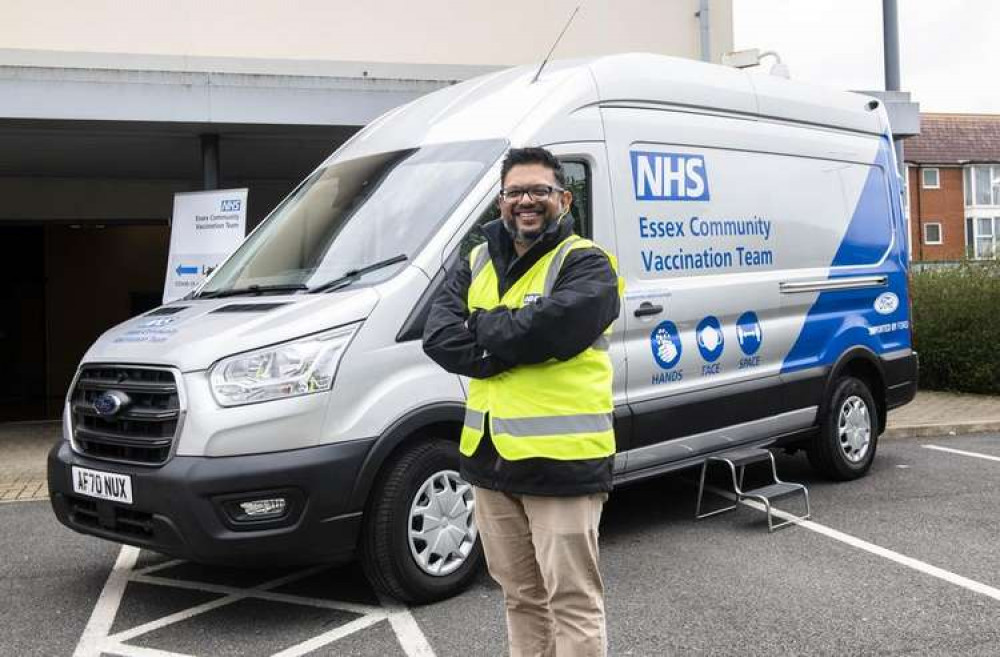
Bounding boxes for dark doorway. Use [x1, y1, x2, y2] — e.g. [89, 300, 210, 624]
[0, 226, 47, 421]
[44, 223, 169, 416]
[0, 223, 169, 422]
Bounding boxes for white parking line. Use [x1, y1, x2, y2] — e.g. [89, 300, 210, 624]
[377, 593, 439, 657]
[923, 444, 1000, 463]
[706, 488, 1000, 603]
[102, 643, 195, 657]
[106, 565, 330, 644]
[73, 545, 140, 657]
[269, 614, 388, 657]
[131, 559, 185, 577]
[130, 573, 382, 616]
[76, 546, 439, 656]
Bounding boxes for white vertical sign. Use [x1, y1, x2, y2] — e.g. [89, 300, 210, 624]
[163, 189, 248, 303]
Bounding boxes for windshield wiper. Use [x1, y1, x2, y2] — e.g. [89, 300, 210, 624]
[310, 254, 409, 293]
[197, 283, 309, 299]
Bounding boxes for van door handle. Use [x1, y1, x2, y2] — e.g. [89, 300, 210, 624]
[633, 302, 663, 317]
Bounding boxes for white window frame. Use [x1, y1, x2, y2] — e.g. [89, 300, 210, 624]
[965, 164, 1000, 207]
[922, 222, 943, 245]
[966, 214, 1000, 259]
[922, 167, 940, 189]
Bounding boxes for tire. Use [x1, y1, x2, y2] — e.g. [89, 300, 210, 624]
[807, 376, 879, 481]
[360, 438, 483, 604]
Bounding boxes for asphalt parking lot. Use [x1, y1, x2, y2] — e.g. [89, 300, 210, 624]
[2, 433, 998, 657]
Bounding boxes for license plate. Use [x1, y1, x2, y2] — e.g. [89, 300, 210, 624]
[72, 466, 133, 505]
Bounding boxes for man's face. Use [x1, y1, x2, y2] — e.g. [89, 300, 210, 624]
[500, 163, 572, 242]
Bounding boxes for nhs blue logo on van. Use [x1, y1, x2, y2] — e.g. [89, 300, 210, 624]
[220, 199, 242, 212]
[631, 151, 710, 201]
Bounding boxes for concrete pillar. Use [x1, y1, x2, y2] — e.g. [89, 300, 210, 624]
[201, 133, 220, 190]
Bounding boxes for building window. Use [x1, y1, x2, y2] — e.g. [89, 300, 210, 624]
[923, 222, 942, 245]
[922, 167, 940, 189]
[966, 216, 1000, 259]
[964, 165, 1000, 206]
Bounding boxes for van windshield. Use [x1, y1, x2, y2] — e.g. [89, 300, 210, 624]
[198, 139, 506, 296]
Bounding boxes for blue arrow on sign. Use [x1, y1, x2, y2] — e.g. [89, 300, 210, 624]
[176, 264, 199, 276]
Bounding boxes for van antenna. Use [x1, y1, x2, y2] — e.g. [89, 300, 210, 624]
[531, 5, 580, 84]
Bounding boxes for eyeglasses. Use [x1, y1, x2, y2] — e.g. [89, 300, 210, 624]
[500, 185, 565, 202]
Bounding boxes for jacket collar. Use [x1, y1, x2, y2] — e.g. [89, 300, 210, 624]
[482, 214, 573, 264]
[480, 214, 575, 294]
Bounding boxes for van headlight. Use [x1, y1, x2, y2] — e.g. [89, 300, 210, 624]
[210, 324, 359, 407]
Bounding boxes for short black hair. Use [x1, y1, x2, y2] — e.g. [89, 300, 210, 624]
[500, 147, 566, 188]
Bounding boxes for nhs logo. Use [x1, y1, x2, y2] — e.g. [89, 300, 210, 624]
[631, 151, 710, 201]
[220, 199, 242, 212]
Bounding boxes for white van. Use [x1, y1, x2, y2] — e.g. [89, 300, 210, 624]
[48, 54, 917, 603]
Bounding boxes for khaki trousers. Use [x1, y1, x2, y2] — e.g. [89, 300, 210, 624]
[473, 487, 608, 657]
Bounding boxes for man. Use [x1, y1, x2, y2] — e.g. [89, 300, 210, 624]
[423, 146, 620, 657]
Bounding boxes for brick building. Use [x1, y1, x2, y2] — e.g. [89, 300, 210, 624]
[905, 113, 1000, 261]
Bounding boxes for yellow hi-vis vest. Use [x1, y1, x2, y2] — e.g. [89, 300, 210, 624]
[460, 234, 619, 461]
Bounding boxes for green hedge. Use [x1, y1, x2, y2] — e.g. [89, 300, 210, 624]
[910, 261, 1000, 394]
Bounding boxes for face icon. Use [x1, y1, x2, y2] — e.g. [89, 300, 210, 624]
[695, 315, 724, 362]
[699, 325, 721, 351]
[500, 163, 572, 244]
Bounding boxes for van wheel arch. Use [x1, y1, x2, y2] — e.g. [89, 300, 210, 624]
[822, 348, 887, 434]
[348, 403, 465, 514]
[352, 406, 478, 603]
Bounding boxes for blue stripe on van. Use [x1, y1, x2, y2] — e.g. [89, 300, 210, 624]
[781, 138, 911, 374]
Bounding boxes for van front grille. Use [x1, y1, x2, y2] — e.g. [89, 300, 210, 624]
[70, 365, 181, 466]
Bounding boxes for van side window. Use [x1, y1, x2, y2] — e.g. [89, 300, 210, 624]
[562, 160, 592, 240]
[455, 159, 592, 262]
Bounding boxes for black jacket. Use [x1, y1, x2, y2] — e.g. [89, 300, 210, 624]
[422, 216, 620, 496]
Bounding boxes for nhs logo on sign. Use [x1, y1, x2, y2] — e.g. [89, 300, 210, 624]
[220, 199, 242, 212]
[631, 151, 710, 201]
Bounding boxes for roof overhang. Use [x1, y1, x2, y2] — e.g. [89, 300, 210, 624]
[0, 49, 501, 126]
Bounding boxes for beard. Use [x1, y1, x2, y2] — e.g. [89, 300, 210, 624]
[504, 204, 560, 245]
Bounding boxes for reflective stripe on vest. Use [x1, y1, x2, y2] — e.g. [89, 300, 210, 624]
[461, 232, 618, 462]
[542, 237, 581, 296]
[463, 407, 486, 432]
[470, 243, 491, 280]
[492, 412, 613, 437]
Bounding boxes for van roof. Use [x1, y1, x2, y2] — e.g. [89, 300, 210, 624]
[587, 53, 885, 136]
[330, 53, 886, 164]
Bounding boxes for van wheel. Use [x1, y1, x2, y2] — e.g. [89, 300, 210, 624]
[360, 439, 482, 604]
[808, 376, 879, 481]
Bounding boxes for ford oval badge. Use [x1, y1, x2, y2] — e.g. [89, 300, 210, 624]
[93, 391, 128, 416]
[874, 292, 900, 316]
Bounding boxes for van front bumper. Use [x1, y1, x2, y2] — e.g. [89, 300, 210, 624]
[47, 438, 375, 566]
